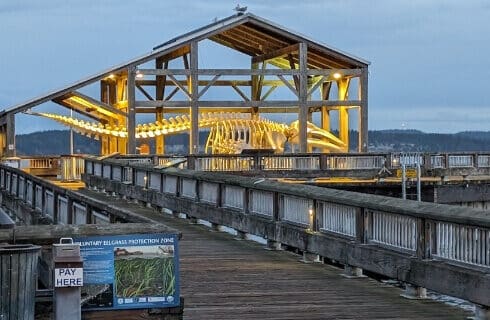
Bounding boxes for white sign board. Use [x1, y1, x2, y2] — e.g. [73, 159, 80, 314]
[54, 267, 84, 287]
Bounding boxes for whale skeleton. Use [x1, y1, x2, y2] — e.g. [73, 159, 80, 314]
[33, 111, 347, 153]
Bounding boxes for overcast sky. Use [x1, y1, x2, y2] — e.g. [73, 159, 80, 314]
[1, 0, 489, 134]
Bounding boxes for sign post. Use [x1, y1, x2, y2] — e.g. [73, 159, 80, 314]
[53, 238, 83, 320]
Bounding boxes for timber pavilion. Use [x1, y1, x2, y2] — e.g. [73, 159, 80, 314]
[0, 13, 369, 157]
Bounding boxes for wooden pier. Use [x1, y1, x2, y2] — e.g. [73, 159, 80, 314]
[77, 188, 469, 319]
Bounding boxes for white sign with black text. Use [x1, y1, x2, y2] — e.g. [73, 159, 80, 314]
[54, 268, 84, 287]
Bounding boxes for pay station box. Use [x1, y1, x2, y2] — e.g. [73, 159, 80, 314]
[53, 238, 83, 320]
[53, 238, 83, 287]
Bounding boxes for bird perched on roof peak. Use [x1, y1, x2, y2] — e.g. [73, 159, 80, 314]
[234, 4, 247, 15]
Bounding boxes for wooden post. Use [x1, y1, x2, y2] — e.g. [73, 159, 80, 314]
[6, 113, 15, 157]
[337, 78, 350, 152]
[320, 82, 331, 132]
[298, 43, 308, 153]
[127, 67, 136, 154]
[155, 58, 167, 155]
[0, 126, 5, 158]
[100, 81, 109, 155]
[251, 62, 259, 119]
[359, 67, 369, 152]
[189, 41, 199, 154]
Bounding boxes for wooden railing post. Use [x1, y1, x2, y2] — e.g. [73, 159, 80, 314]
[416, 218, 427, 259]
[356, 208, 366, 243]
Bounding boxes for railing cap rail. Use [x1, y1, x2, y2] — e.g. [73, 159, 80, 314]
[158, 167, 490, 228]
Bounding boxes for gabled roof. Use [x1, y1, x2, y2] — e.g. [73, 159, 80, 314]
[2, 13, 369, 116]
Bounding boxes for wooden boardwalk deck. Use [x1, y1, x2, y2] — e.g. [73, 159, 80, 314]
[77, 189, 471, 319]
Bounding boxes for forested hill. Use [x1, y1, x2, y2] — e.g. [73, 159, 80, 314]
[15, 129, 490, 156]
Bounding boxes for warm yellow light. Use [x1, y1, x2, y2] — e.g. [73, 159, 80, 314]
[136, 72, 144, 79]
[333, 72, 342, 79]
[108, 74, 115, 79]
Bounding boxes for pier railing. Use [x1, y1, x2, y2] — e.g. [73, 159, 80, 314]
[81, 157, 490, 309]
[109, 152, 490, 174]
[0, 158, 489, 308]
[1, 155, 85, 181]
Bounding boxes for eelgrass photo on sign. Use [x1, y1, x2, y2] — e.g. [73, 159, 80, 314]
[114, 245, 175, 298]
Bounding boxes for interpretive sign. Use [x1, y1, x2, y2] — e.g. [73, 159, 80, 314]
[73, 233, 179, 310]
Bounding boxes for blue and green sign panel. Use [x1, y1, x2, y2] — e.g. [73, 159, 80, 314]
[73, 233, 179, 310]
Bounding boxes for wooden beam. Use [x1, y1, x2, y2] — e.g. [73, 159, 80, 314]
[127, 66, 136, 154]
[166, 74, 191, 99]
[156, 45, 190, 63]
[235, 25, 290, 48]
[155, 58, 167, 101]
[321, 82, 332, 132]
[156, 107, 164, 154]
[189, 41, 199, 154]
[137, 79, 294, 87]
[231, 85, 250, 101]
[252, 43, 299, 64]
[359, 67, 369, 152]
[138, 68, 362, 77]
[136, 85, 154, 101]
[0, 223, 179, 245]
[211, 34, 264, 55]
[261, 86, 277, 101]
[132, 105, 359, 114]
[6, 113, 15, 157]
[307, 76, 327, 96]
[209, 35, 260, 56]
[135, 100, 361, 108]
[244, 20, 366, 68]
[277, 75, 298, 97]
[298, 43, 308, 153]
[165, 87, 179, 101]
[57, 91, 126, 117]
[197, 75, 221, 99]
[138, 69, 298, 76]
[52, 99, 108, 122]
[338, 78, 351, 151]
